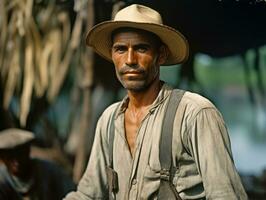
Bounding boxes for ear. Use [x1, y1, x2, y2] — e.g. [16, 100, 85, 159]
[157, 45, 169, 65]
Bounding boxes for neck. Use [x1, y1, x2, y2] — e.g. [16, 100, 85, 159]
[127, 79, 162, 110]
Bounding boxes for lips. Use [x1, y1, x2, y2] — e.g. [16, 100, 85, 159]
[119, 65, 145, 72]
[123, 70, 142, 75]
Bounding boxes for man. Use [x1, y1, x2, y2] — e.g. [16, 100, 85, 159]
[0, 128, 75, 200]
[64, 4, 248, 199]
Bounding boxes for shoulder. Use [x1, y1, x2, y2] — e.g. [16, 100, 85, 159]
[97, 101, 121, 125]
[181, 91, 216, 110]
[101, 102, 121, 118]
[177, 90, 223, 128]
[177, 91, 227, 152]
[93, 101, 122, 141]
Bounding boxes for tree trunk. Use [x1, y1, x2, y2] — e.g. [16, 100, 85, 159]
[72, 0, 94, 183]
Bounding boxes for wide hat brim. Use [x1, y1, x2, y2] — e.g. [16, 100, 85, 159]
[86, 21, 189, 66]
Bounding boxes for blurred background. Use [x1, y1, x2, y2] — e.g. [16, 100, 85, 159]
[0, 0, 265, 199]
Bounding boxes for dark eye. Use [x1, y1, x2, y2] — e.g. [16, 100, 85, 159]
[113, 45, 127, 54]
[135, 44, 149, 53]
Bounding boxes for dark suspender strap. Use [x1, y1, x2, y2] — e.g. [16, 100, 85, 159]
[109, 106, 117, 168]
[107, 105, 119, 200]
[158, 89, 185, 200]
[159, 89, 185, 171]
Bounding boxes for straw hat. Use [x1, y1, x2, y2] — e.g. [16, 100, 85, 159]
[86, 4, 189, 66]
[0, 128, 35, 150]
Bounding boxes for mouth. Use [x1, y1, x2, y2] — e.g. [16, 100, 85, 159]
[124, 71, 141, 75]
[122, 69, 144, 75]
[123, 72, 144, 79]
[119, 66, 145, 78]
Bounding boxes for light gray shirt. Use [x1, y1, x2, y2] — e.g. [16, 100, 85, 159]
[64, 83, 248, 199]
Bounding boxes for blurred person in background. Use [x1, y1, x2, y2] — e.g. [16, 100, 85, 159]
[0, 128, 75, 200]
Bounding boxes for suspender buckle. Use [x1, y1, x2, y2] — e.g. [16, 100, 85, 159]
[106, 166, 119, 193]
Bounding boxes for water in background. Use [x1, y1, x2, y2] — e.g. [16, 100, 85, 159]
[160, 48, 266, 176]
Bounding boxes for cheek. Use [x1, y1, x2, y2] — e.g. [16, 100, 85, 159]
[138, 54, 153, 66]
[143, 55, 159, 68]
[150, 64, 159, 79]
[148, 57, 160, 77]
[113, 61, 122, 76]
[112, 59, 123, 80]
[112, 54, 123, 69]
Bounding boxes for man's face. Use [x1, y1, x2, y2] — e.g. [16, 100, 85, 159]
[111, 29, 166, 92]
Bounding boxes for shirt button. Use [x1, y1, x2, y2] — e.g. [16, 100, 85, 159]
[132, 179, 137, 185]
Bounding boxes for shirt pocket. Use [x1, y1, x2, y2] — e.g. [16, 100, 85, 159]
[139, 164, 160, 200]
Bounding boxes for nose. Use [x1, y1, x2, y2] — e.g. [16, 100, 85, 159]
[126, 48, 137, 67]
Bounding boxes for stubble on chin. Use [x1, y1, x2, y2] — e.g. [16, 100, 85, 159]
[122, 80, 147, 92]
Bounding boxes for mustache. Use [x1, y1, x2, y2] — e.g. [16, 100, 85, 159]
[118, 65, 145, 74]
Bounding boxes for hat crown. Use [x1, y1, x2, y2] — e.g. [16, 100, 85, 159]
[114, 4, 163, 24]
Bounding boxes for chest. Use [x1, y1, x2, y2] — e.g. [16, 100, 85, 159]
[113, 106, 192, 200]
[124, 109, 149, 155]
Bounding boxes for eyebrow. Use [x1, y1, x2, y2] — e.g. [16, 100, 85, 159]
[112, 43, 126, 48]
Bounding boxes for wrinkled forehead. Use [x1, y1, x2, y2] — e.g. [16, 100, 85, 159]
[111, 27, 163, 46]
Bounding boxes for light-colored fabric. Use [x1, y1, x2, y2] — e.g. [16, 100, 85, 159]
[86, 4, 189, 66]
[0, 129, 34, 150]
[64, 83, 248, 200]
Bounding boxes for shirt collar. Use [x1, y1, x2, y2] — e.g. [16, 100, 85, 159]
[115, 82, 173, 118]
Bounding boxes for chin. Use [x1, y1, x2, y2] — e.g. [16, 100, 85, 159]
[123, 82, 150, 92]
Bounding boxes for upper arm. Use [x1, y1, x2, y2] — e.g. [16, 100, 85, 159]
[186, 108, 247, 199]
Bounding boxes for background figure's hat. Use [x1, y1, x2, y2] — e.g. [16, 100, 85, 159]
[86, 4, 189, 66]
[0, 128, 35, 150]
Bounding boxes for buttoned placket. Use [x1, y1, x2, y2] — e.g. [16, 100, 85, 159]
[115, 106, 155, 199]
[114, 84, 171, 200]
[127, 112, 152, 200]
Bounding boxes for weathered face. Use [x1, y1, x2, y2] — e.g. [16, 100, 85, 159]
[111, 29, 167, 92]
